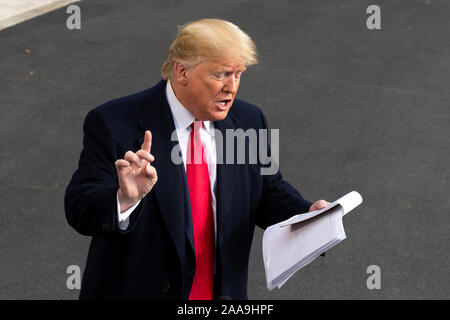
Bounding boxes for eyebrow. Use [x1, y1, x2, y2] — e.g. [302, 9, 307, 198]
[216, 68, 246, 73]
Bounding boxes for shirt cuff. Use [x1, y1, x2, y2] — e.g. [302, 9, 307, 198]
[117, 192, 141, 222]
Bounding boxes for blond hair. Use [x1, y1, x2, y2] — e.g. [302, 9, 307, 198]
[161, 19, 258, 80]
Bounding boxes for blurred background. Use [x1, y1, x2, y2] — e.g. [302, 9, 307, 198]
[0, 0, 449, 299]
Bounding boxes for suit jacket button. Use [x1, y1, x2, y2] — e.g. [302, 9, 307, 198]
[161, 282, 171, 293]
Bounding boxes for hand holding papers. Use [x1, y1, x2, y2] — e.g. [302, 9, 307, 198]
[262, 191, 363, 290]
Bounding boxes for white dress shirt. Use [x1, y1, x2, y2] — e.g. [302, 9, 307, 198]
[117, 80, 218, 235]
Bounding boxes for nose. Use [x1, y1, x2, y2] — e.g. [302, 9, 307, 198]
[223, 76, 238, 94]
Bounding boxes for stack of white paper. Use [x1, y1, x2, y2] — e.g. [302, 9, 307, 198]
[262, 191, 363, 290]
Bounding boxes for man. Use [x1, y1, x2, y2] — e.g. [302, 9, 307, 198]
[65, 18, 329, 300]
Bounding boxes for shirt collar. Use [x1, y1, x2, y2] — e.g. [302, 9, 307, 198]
[166, 80, 213, 134]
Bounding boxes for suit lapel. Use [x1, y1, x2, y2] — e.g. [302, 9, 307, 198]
[138, 80, 188, 269]
[213, 114, 239, 237]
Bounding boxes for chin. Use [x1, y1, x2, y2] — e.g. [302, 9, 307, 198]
[209, 110, 229, 122]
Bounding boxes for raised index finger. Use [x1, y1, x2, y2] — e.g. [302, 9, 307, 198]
[141, 130, 152, 153]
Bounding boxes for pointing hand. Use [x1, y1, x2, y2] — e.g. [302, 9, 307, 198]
[115, 130, 158, 212]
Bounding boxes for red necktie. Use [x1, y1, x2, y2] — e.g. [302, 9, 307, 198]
[187, 121, 214, 300]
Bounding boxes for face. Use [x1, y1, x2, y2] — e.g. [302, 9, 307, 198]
[176, 57, 246, 121]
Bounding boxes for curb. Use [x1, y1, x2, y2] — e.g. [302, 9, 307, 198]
[0, 0, 80, 31]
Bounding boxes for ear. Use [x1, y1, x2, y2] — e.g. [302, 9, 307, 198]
[173, 62, 188, 85]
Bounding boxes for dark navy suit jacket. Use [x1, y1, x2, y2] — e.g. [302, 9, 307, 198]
[65, 80, 312, 299]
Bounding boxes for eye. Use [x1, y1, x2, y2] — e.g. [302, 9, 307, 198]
[212, 71, 244, 80]
[213, 72, 226, 80]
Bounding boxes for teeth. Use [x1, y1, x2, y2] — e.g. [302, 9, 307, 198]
[219, 101, 226, 105]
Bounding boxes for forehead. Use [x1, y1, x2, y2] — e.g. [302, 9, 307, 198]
[201, 56, 246, 71]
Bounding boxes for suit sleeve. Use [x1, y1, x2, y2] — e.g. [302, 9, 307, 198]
[255, 109, 313, 229]
[64, 109, 136, 236]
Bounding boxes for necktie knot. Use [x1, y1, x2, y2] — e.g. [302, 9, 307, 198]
[191, 120, 203, 131]
[191, 121, 203, 148]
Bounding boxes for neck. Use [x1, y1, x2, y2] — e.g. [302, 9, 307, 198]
[169, 78, 195, 115]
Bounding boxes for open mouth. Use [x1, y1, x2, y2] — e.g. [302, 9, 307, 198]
[216, 99, 232, 110]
